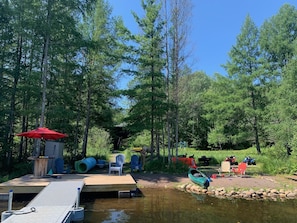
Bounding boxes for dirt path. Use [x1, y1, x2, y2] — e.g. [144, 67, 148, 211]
[131, 172, 297, 190]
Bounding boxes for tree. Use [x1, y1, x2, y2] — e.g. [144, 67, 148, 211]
[165, 0, 193, 157]
[0, 0, 126, 167]
[259, 4, 297, 152]
[0, 0, 97, 165]
[0, 0, 15, 166]
[259, 4, 297, 74]
[204, 74, 248, 149]
[125, 0, 166, 157]
[16, 0, 95, 157]
[178, 71, 211, 149]
[224, 15, 265, 154]
[78, 0, 119, 157]
[266, 45, 297, 153]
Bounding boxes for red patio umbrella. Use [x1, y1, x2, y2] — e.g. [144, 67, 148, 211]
[16, 127, 68, 140]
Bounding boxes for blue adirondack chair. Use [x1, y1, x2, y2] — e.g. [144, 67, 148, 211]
[130, 154, 142, 172]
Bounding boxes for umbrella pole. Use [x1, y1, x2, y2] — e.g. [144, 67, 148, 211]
[35, 139, 41, 157]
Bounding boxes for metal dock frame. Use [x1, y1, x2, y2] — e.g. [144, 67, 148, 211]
[2, 180, 84, 223]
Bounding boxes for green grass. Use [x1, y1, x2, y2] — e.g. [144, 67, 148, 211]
[124, 146, 297, 175]
[70, 145, 297, 175]
[1, 145, 295, 184]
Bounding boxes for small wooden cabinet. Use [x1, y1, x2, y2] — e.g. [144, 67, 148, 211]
[34, 157, 49, 177]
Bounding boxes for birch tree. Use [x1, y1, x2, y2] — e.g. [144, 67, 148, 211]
[164, 0, 193, 156]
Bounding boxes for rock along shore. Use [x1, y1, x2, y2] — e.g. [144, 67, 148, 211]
[176, 183, 297, 201]
[131, 172, 297, 201]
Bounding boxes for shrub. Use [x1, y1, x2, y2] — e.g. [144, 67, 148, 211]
[86, 127, 112, 158]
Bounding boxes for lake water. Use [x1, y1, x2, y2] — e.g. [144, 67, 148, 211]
[83, 188, 297, 223]
[1, 188, 296, 223]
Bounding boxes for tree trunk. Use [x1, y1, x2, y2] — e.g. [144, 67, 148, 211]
[164, 0, 171, 164]
[5, 35, 23, 168]
[82, 79, 92, 157]
[74, 84, 83, 156]
[251, 91, 261, 154]
[150, 61, 155, 160]
[37, 0, 52, 156]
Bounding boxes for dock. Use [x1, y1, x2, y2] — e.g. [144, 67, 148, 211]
[1, 180, 84, 223]
[0, 173, 137, 194]
[0, 174, 137, 222]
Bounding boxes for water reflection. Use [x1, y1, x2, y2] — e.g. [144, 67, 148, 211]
[83, 188, 297, 223]
[101, 210, 130, 223]
[1, 189, 296, 223]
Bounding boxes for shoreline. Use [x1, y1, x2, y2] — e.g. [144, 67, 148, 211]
[131, 172, 297, 200]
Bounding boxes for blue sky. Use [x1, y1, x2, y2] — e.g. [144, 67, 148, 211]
[109, 0, 297, 87]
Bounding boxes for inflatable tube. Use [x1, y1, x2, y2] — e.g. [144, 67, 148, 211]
[76, 157, 97, 173]
[74, 160, 82, 172]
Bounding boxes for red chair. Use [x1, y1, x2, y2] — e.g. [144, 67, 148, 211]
[232, 162, 247, 176]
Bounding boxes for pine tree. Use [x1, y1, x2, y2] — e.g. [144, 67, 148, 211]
[78, 0, 119, 156]
[223, 15, 264, 153]
[126, 0, 166, 155]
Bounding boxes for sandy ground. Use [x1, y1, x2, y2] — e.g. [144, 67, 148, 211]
[97, 162, 297, 190]
[131, 172, 297, 190]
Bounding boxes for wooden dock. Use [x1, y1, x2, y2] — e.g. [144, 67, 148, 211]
[2, 180, 84, 223]
[0, 174, 137, 194]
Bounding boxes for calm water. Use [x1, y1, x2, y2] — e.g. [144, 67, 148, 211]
[1, 189, 297, 223]
[83, 189, 297, 223]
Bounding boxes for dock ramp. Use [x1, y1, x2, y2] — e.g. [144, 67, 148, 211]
[2, 180, 84, 223]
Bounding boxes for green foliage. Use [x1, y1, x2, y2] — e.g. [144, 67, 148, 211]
[130, 130, 151, 147]
[178, 71, 211, 148]
[261, 155, 297, 175]
[142, 147, 296, 175]
[144, 158, 167, 172]
[193, 146, 296, 175]
[222, 15, 264, 154]
[260, 145, 297, 174]
[144, 157, 188, 174]
[166, 162, 189, 174]
[0, 161, 32, 183]
[77, 0, 120, 156]
[124, 0, 167, 152]
[85, 127, 112, 158]
[259, 5, 297, 157]
[122, 149, 133, 163]
[262, 144, 287, 159]
[2, 0, 297, 174]
[207, 127, 227, 149]
[259, 4, 297, 70]
[266, 58, 297, 148]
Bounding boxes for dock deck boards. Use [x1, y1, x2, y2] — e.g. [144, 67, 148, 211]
[28, 181, 84, 206]
[2, 180, 84, 223]
[0, 174, 137, 194]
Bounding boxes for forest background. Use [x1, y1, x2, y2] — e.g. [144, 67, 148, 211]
[0, 0, 297, 175]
